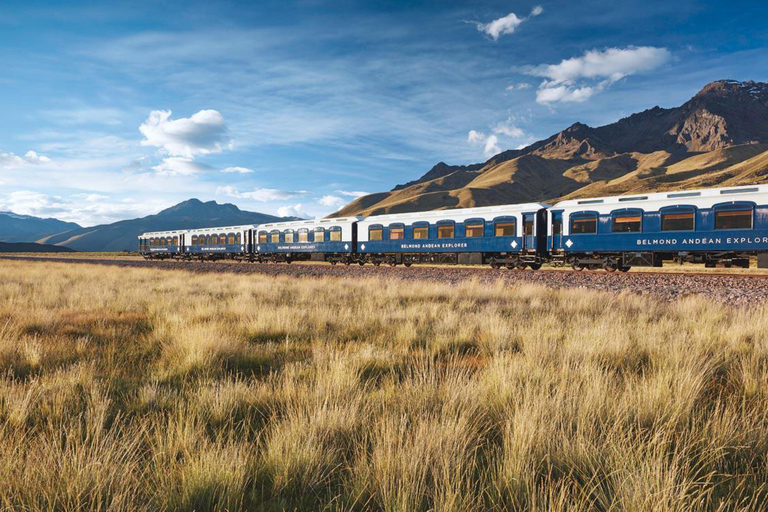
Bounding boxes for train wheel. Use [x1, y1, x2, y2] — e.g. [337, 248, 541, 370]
[516, 262, 527, 270]
[572, 263, 584, 271]
[359, 261, 366, 266]
[404, 262, 412, 267]
[373, 261, 381, 267]
[330, 260, 337, 266]
[618, 266, 630, 272]
[603, 262, 618, 272]
[528, 263, 542, 270]
[490, 259, 501, 269]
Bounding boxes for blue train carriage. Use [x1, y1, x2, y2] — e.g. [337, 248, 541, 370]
[355, 203, 550, 268]
[185, 225, 255, 260]
[255, 217, 361, 264]
[549, 184, 768, 271]
[138, 229, 189, 259]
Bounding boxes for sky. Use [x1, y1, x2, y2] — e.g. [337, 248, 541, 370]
[0, 0, 767, 226]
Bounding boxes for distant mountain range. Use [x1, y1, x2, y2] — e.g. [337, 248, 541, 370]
[333, 80, 768, 217]
[0, 199, 294, 252]
[0, 211, 81, 243]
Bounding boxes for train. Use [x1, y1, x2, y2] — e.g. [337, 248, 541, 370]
[138, 184, 768, 270]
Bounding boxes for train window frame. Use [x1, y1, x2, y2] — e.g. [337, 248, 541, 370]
[570, 212, 598, 235]
[284, 230, 294, 243]
[314, 227, 325, 242]
[191, 235, 198, 245]
[173, 236, 179, 245]
[228, 234, 236, 244]
[437, 222, 454, 239]
[660, 206, 695, 232]
[494, 218, 516, 237]
[714, 205, 753, 230]
[258, 232, 267, 244]
[270, 231, 280, 243]
[329, 227, 342, 241]
[369, 226, 383, 241]
[465, 219, 484, 238]
[236, 233, 241, 245]
[211, 234, 219, 245]
[298, 229, 309, 243]
[412, 224, 429, 239]
[611, 209, 643, 233]
[389, 227, 404, 240]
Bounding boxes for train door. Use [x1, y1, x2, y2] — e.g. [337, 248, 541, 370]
[551, 211, 563, 250]
[522, 213, 536, 251]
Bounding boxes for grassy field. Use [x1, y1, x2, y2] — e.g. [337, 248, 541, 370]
[1, 260, 768, 511]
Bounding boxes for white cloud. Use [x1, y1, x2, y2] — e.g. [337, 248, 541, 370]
[277, 204, 305, 218]
[0, 150, 52, 168]
[318, 195, 345, 208]
[152, 157, 213, 176]
[467, 130, 486, 145]
[221, 166, 254, 174]
[0, 190, 165, 226]
[467, 131, 502, 157]
[491, 120, 525, 138]
[505, 83, 532, 91]
[475, 6, 543, 41]
[524, 46, 671, 104]
[468, 119, 526, 158]
[216, 185, 308, 202]
[139, 109, 230, 158]
[336, 190, 369, 198]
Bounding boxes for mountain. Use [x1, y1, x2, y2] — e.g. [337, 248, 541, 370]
[333, 80, 768, 218]
[0, 241, 75, 253]
[41, 199, 294, 252]
[0, 211, 81, 243]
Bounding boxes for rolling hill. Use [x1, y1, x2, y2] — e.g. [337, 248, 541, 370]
[39, 199, 294, 252]
[333, 80, 768, 217]
[0, 241, 75, 253]
[0, 212, 81, 243]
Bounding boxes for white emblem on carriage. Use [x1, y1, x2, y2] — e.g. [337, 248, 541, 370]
[257, 245, 261, 251]
[565, 239, 573, 248]
[344, 244, 349, 250]
[361, 244, 366, 250]
[510, 241, 518, 248]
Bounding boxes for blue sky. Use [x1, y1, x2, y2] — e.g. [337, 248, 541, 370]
[0, 0, 766, 225]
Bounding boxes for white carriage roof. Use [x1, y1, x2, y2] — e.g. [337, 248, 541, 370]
[139, 229, 189, 237]
[186, 225, 257, 233]
[258, 217, 361, 230]
[552, 184, 768, 212]
[358, 203, 549, 224]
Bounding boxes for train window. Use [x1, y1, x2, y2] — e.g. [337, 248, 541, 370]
[220, 234, 227, 244]
[494, 222, 516, 237]
[258, 232, 267, 244]
[329, 229, 341, 241]
[191, 235, 197, 245]
[228, 234, 235, 244]
[284, 230, 294, 243]
[236, 234, 241, 244]
[715, 209, 752, 230]
[612, 215, 642, 233]
[298, 229, 309, 242]
[270, 232, 280, 243]
[571, 216, 597, 234]
[390, 228, 404, 240]
[437, 225, 454, 239]
[465, 223, 483, 237]
[413, 226, 429, 239]
[173, 236, 179, 245]
[369, 228, 383, 241]
[314, 228, 325, 242]
[661, 212, 694, 231]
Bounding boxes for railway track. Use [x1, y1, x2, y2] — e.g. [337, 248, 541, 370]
[4, 255, 768, 307]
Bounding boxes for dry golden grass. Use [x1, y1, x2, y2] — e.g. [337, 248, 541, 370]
[0, 259, 767, 511]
